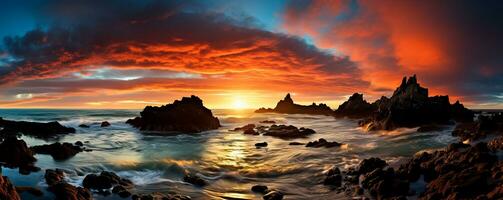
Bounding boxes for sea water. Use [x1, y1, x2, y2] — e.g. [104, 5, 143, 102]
[0, 109, 458, 199]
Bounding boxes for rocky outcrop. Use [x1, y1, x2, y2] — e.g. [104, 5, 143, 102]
[0, 176, 21, 200]
[82, 171, 133, 190]
[305, 138, 342, 148]
[183, 173, 207, 187]
[334, 93, 376, 119]
[126, 95, 220, 133]
[0, 137, 38, 173]
[45, 169, 92, 200]
[100, 121, 111, 127]
[0, 118, 75, 138]
[452, 112, 503, 141]
[359, 75, 474, 131]
[255, 93, 333, 115]
[262, 125, 315, 139]
[31, 142, 84, 160]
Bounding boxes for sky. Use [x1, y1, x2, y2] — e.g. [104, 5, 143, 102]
[0, 0, 502, 109]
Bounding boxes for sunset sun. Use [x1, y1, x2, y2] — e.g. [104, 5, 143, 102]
[232, 99, 247, 109]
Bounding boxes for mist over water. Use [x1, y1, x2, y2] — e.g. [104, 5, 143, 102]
[0, 109, 458, 199]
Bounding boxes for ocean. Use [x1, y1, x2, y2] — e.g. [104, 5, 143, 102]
[0, 109, 458, 199]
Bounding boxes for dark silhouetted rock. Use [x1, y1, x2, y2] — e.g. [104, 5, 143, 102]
[335, 93, 377, 119]
[75, 141, 84, 146]
[44, 169, 92, 200]
[232, 124, 255, 131]
[359, 75, 473, 131]
[288, 142, 305, 145]
[112, 185, 131, 198]
[324, 166, 342, 186]
[183, 173, 207, 187]
[260, 120, 276, 124]
[31, 142, 83, 160]
[305, 138, 342, 148]
[100, 121, 111, 127]
[251, 185, 269, 194]
[83, 171, 133, 190]
[262, 125, 315, 139]
[0, 176, 21, 200]
[358, 157, 388, 175]
[452, 112, 503, 140]
[0, 118, 75, 138]
[78, 124, 90, 128]
[255, 142, 268, 148]
[263, 191, 283, 200]
[255, 93, 333, 116]
[0, 137, 37, 171]
[126, 95, 220, 133]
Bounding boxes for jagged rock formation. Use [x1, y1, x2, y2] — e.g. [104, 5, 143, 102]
[126, 95, 220, 133]
[0, 118, 75, 138]
[0, 176, 21, 200]
[255, 93, 333, 115]
[334, 93, 377, 118]
[359, 75, 473, 131]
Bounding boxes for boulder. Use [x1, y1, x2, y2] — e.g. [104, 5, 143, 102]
[45, 169, 65, 186]
[262, 125, 315, 139]
[255, 93, 334, 116]
[359, 75, 473, 131]
[255, 142, 268, 148]
[0, 118, 75, 137]
[334, 93, 377, 119]
[78, 124, 90, 128]
[83, 171, 133, 190]
[100, 121, 111, 127]
[112, 185, 131, 198]
[358, 157, 388, 175]
[44, 169, 92, 200]
[31, 142, 83, 160]
[305, 138, 342, 148]
[232, 124, 255, 131]
[251, 185, 269, 194]
[126, 95, 220, 133]
[0, 137, 37, 170]
[0, 176, 21, 200]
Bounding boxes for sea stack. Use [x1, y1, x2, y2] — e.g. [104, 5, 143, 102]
[334, 93, 376, 118]
[255, 93, 333, 115]
[359, 75, 473, 131]
[126, 95, 220, 133]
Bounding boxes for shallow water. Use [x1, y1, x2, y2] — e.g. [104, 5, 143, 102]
[0, 109, 458, 199]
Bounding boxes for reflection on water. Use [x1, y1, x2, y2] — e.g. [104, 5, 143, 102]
[0, 109, 458, 199]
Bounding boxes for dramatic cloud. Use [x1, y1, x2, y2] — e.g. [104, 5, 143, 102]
[282, 0, 503, 106]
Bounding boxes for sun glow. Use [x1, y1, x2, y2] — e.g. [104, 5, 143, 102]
[232, 98, 248, 109]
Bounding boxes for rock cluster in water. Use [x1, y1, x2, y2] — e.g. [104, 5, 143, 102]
[334, 93, 376, 119]
[453, 112, 503, 141]
[0, 118, 75, 138]
[232, 123, 316, 139]
[357, 75, 473, 131]
[45, 169, 92, 200]
[255, 93, 333, 115]
[126, 95, 220, 133]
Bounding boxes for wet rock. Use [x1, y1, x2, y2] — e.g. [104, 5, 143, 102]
[263, 191, 283, 200]
[251, 185, 269, 194]
[233, 124, 255, 131]
[16, 186, 44, 196]
[324, 166, 342, 186]
[288, 142, 304, 145]
[0, 176, 21, 200]
[126, 95, 220, 133]
[83, 171, 133, 190]
[452, 112, 503, 140]
[0, 118, 75, 137]
[334, 93, 376, 119]
[244, 129, 259, 135]
[45, 169, 65, 186]
[112, 185, 131, 198]
[360, 167, 409, 199]
[100, 121, 111, 127]
[488, 136, 503, 151]
[260, 120, 276, 124]
[78, 124, 90, 128]
[305, 138, 342, 148]
[358, 157, 388, 175]
[0, 137, 37, 170]
[359, 75, 473, 131]
[75, 141, 84, 146]
[44, 169, 91, 200]
[49, 182, 92, 200]
[31, 142, 83, 160]
[255, 93, 333, 116]
[255, 142, 268, 148]
[262, 125, 315, 139]
[183, 173, 207, 187]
